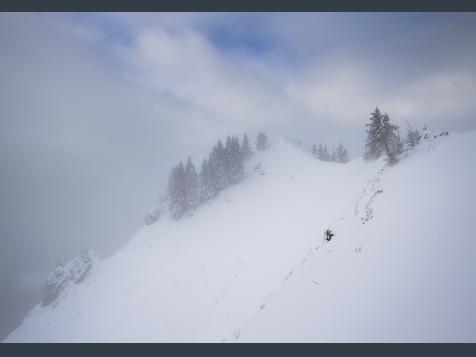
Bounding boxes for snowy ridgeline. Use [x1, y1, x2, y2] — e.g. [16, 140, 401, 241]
[149, 133, 352, 225]
[6, 130, 476, 342]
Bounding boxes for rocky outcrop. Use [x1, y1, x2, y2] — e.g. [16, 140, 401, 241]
[41, 249, 96, 307]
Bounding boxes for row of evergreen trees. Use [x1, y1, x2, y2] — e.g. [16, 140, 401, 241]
[311, 142, 350, 163]
[363, 107, 421, 165]
[167, 133, 268, 219]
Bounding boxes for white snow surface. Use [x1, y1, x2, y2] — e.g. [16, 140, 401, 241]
[5, 131, 476, 342]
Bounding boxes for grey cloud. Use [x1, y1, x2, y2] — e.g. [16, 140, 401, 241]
[1, 12, 476, 340]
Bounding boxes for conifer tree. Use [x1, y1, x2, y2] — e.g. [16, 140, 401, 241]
[229, 136, 244, 184]
[364, 107, 385, 161]
[336, 142, 348, 163]
[342, 148, 350, 163]
[208, 145, 218, 194]
[167, 166, 177, 216]
[208, 140, 227, 192]
[215, 140, 228, 190]
[317, 143, 324, 160]
[167, 162, 187, 219]
[241, 133, 253, 160]
[185, 157, 199, 212]
[381, 113, 400, 165]
[224, 136, 243, 184]
[235, 136, 244, 180]
[322, 145, 330, 161]
[256, 132, 269, 151]
[199, 158, 213, 203]
[224, 136, 234, 184]
[331, 149, 337, 162]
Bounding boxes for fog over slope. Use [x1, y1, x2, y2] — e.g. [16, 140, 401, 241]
[2, 12, 476, 341]
[5, 131, 476, 342]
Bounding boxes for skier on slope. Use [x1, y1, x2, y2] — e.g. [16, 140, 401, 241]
[316, 229, 335, 250]
[324, 229, 334, 242]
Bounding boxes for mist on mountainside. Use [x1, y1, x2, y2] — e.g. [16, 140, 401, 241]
[1, 12, 476, 342]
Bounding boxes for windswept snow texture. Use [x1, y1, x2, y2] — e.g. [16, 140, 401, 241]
[5, 132, 476, 342]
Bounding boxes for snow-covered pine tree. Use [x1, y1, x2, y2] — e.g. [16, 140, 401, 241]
[311, 144, 317, 156]
[224, 136, 234, 184]
[167, 162, 187, 219]
[185, 157, 199, 213]
[322, 145, 330, 161]
[167, 166, 177, 215]
[208, 145, 219, 194]
[209, 139, 227, 192]
[256, 132, 269, 151]
[224, 136, 243, 185]
[331, 149, 337, 162]
[228, 136, 244, 184]
[234, 136, 244, 182]
[215, 139, 228, 190]
[342, 148, 350, 163]
[336, 142, 347, 163]
[317, 143, 324, 160]
[381, 113, 400, 165]
[199, 158, 213, 203]
[241, 133, 253, 160]
[364, 107, 385, 161]
[176, 162, 188, 217]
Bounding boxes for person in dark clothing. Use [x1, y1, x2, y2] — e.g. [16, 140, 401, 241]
[325, 229, 334, 242]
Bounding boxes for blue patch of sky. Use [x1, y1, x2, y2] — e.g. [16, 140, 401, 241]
[200, 14, 304, 73]
[206, 24, 275, 56]
[200, 13, 277, 57]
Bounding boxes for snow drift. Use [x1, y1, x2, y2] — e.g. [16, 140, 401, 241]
[5, 130, 476, 342]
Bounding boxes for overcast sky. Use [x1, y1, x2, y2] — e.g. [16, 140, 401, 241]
[1, 12, 476, 339]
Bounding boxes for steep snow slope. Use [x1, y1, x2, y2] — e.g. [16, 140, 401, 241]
[239, 131, 476, 342]
[5, 132, 476, 342]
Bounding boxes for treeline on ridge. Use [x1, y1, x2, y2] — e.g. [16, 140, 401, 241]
[166, 132, 269, 219]
[311, 142, 350, 163]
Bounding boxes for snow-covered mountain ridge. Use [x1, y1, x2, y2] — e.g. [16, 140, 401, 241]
[5, 131, 476, 342]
